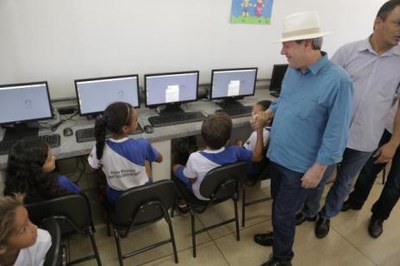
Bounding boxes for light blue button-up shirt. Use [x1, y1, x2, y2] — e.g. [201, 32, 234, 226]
[267, 53, 353, 173]
[331, 38, 400, 152]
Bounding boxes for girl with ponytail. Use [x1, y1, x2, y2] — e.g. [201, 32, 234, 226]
[88, 102, 163, 204]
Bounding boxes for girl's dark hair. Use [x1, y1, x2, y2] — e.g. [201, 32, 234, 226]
[201, 113, 233, 150]
[377, 0, 400, 21]
[4, 139, 67, 204]
[95, 102, 133, 160]
[256, 100, 272, 111]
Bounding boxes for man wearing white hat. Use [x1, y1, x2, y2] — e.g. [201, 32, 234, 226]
[252, 11, 353, 266]
[296, 0, 400, 240]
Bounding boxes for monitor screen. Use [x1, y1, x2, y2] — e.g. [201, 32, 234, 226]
[75, 75, 140, 116]
[144, 71, 199, 107]
[0, 81, 53, 125]
[210, 68, 258, 100]
[269, 64, 288, 91]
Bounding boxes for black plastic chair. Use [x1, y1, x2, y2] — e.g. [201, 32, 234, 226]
[106, 180, 179, 266]
[241, 155, 272, 227]
[25, 193, 102, 266]
[174, 161, 247, 257]
[41, 218, 62, 266]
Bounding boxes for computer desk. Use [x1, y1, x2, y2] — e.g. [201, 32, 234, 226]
[0, 88, 274, 182]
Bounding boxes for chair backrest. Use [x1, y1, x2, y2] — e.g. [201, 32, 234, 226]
[40, 218, 61, 266]
[26, 193, 95, 236]
[111, 180, 178, 228]
[199, 161, 247, 201]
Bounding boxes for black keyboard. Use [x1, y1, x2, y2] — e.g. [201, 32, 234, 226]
[0, 134, 61, 156]
[75, 124, 143, 143]
[149, 111, 206, 127]
[217, 105, 253, 118]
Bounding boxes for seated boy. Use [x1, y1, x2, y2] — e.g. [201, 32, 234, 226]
[172, 112, 264, 204]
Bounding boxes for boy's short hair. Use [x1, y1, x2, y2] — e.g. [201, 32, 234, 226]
[0, 194, 24, 245]
[201, 113, 233, 150]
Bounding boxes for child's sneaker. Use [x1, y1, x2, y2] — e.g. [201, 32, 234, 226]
[177, 200, 190, 215]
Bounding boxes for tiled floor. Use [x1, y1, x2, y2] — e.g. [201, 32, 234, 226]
[68, 179, 400, 266]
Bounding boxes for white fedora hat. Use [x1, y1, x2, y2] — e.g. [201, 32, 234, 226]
[278, 11, 330, 42]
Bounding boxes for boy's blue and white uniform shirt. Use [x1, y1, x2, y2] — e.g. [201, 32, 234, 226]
[183, 146, 252, 200]
[88, 137, 159, 191]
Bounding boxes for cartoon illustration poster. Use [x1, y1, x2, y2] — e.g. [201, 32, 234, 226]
[230, 0, 273, 25]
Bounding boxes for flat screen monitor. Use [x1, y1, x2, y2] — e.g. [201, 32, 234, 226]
[0, 81, 53, 140]
[210, 67, 258, 100]
[144, 71, 199, 109]
[75, 74, 140, 116]
[0, 81, 53, 125]
[269, 64, 288, 95]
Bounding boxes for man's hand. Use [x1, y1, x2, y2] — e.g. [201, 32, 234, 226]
[251, 109, 272, 130]
[301, 163, 327, 189]
[374, 142, 397, 163]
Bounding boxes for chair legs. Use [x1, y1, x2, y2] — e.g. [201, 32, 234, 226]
[88, 230, 103, 266]
[242, 187, 246, 227]
[190, 198, 240, 257]
[165, 211, 179, 263]
[241, 186, 272, 227]
[234, 199, 240, 241]
[190, 211, 197, 257]
[111, 208, 179, 265]
[113, 229, 124, 266]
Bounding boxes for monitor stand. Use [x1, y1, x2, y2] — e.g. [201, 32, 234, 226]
[2, 123, 39, 141]
[156, 103, 185, 116]
[216, 98, 246, 111]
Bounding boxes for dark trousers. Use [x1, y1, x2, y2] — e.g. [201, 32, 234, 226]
[270, 162, 306, 261]
[348, 129, 400, 220]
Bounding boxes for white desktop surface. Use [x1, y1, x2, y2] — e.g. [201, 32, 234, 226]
[0, 88, 274, 172]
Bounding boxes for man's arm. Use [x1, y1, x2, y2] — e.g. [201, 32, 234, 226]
[301, 163, 328, 189]
[374, 101, 400, 163]
[301, 79, 353, 189]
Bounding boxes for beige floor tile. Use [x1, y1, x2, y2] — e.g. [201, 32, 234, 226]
[330, 182, 400, 266]
[215, 222, 273, 266]
[293, 220, 375, 266]
[141, 242, 229, 266]
[65, 179, 400, 266]
[68, 214, 213, 265]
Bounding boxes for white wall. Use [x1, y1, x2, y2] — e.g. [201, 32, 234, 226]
[0, 0, 387, 99]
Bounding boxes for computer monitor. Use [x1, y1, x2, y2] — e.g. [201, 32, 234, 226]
[269, 64, 288, 97]
[144, 71, 199, 114]
[210, 67, 258, 109]
[0, 81, 53, 140]
[75, 74, 140, 117]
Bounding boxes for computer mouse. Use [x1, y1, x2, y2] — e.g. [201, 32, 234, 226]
[63, 127, 74, 137]
[143, 125, 154, 134]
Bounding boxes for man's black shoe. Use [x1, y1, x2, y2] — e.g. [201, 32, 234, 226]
[368, 216, 383, 238]
[341, 199, 362, 212]
[315, 216, 330, 239]
[260, 256, 292, 266]
[254, 232, 273, 246]
[295, 212, 317, 225]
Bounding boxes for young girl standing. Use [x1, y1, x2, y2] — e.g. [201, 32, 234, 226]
[0, 194, 51, 266]
[88, 102, 163, 204]
[4, 138, 80, 203]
